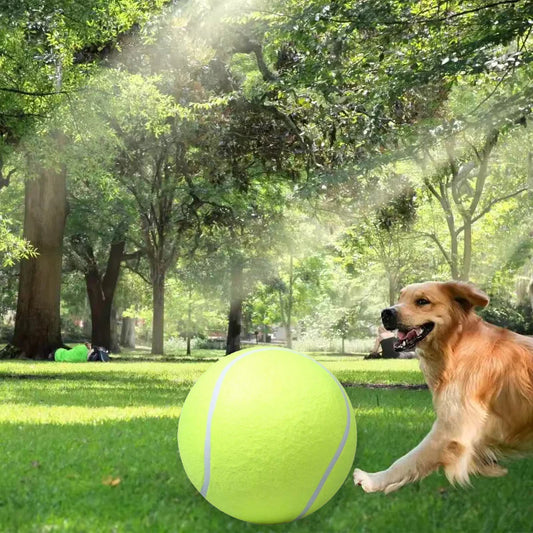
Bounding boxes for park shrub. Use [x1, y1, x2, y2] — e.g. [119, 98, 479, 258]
[0, 322, 13, 342]
[292, 336, 374, 355]
[164, 336, 188, 353]
[479, 298, 533, 335]
[60, 317, 86, 343]
[164, 335, 226, 353]
[194, 337, 226, 350]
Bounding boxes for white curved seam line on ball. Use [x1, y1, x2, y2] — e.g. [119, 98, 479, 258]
[295, 354, 352, 520]
[201, 347, 289, 497]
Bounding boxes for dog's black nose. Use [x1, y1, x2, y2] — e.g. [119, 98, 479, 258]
[381, 308, 398, 330]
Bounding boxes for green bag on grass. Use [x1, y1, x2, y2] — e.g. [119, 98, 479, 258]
[54, 344, 89, 362]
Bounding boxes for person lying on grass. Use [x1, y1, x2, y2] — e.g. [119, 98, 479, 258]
[51, 343, 110, 362]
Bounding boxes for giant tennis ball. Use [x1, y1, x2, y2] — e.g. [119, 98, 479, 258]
[178, 346, 357, 524]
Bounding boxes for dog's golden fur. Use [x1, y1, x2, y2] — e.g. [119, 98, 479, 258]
[354, 281, 533, 493]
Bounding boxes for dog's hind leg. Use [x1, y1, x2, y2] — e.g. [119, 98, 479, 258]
[477, 462, 508, 477]
[471, 454, 508, 478]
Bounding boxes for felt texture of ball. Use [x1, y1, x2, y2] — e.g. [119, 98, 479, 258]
[177, 346, 357, 524]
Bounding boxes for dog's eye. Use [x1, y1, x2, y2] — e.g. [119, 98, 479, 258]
[416, 298, 431, 306]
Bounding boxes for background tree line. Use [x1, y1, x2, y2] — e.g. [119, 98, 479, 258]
[1, 0, 532, 359]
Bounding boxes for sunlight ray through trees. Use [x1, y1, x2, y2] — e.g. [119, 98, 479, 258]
[1, 0, 532, 357]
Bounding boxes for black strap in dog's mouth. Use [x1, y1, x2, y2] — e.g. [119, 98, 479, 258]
[394, 323, 434, 351]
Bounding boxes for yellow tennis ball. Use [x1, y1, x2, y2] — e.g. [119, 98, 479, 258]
[178, 346, 357, 524]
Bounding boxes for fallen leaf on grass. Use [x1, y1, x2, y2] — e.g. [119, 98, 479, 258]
[102, 476, 121, 487]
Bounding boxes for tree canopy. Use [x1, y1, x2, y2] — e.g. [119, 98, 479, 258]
[1, 0, 532, 358]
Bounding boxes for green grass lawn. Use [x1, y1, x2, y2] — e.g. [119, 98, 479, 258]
[1, 353, 532, 532]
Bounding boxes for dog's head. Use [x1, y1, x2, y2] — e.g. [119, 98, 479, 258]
[381, 281, 489, 352]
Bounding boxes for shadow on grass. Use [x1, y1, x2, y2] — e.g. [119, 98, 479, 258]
[0, 366, 204, 384]
[112, 356, 222, 363]
[0, 363, 209, 396]
[1, 377, 189, 409]
[1, 375, 428, 415]
[0, 370, 186, 384]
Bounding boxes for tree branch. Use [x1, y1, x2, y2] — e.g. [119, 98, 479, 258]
[232, 35, 278, 82]
[430, 0, 524, 23]
[0, 87, 71, 97]
[329, 0, 524, 26]
[469, 129, 499, 215]
[423, 177, 442, 202]
[418, 231, 452, 268]
[447, 140, 469, 216]
[456, 187, 529, 231]
[0, 111, 47, 119]
[122, 250, 144, 261]
[262, 103, 315, 163]
[123, 263, 151, 285]
[102, 240, 126, 299]
[0, 167, 15, 190]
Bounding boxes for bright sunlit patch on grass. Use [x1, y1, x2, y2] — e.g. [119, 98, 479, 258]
[0, 403, 182, 424]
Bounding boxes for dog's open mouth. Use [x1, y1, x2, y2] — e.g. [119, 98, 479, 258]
[394, 323, 435, 351]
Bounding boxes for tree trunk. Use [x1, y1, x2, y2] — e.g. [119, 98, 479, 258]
[242, 308, 252, 342]
[388, 272, 399, 306]
[285, 253, 294, 349]
[11, 154, 67, 359]
[84, 240, 125, 350]
[120, 316, 136, 348]
[527, 276, 533, 310]
[226, 257, 243, 355]
[278, 289, 286, 335]
[461, 217, 472, 281]
[110, 306, 120, 353]
[151, 268, 165, 355]
[86, 270, 112, 348]
[448, 215, 460, 279]
[425, 180, 460, 280]
[186, 288, 192, 356]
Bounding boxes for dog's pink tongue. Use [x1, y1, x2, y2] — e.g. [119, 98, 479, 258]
[398, 329, 417, 341]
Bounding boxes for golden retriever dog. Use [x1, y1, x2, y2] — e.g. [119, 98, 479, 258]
[353, 281, 533, 493]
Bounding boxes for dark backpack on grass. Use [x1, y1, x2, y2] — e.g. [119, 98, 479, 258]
[88, 346, 110, 362]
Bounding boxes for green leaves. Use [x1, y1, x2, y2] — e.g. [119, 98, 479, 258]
[0, 216, 37, 267]
[242, 0, 533, 169]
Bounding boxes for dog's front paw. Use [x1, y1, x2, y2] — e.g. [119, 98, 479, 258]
[354, 468, 410, 494]
[353, 468, 385, 493]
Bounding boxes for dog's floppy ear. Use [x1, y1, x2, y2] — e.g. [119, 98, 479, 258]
[443, 281, 489, 311]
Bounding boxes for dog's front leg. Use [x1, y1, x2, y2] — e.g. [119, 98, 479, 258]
[354, 422, 447, 494]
